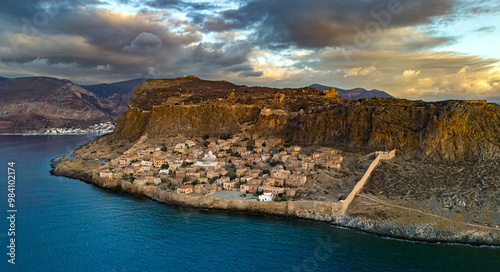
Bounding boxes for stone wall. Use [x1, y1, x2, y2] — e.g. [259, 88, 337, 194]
[91, 175, 343, 222]
[339, 150, 395, 215]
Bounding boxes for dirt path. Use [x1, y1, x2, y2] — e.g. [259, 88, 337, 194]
[356, 194, 500, 231]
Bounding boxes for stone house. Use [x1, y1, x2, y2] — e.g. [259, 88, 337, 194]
[236, 167, 249, 177]
[285, 188, 296, 196]
[288, 174, 307, 187]
[152, 158, 165, 167]
[217, 176, 230, 185]
[258, 186, 284, 195]
[271, 166, 291, 179]
[240, 182, 260, 193]
[177, 185, 193, 194]
[99, 169, 113, 179]
[223, 181, 236, 191]
[174, 143, 186, 153]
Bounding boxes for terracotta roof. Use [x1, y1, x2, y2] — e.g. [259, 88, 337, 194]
[179, 185, 193, 189]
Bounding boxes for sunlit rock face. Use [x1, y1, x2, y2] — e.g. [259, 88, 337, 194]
[108, 76, 500, 162]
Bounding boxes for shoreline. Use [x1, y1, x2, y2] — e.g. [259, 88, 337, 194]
[50, 155, 500, 247]
[0, 133, 106, 136]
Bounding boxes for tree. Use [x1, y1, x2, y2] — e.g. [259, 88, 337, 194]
[270, 160, 281, 167]
[229, 172, 237, 180]
[262, 169, 270, 175]
[161, 146, 167, 152]
[203, 134, 210, 140]
[192, 179, 200, 186]
[161, 163, 169, 169]
[246, 139, 255, 151]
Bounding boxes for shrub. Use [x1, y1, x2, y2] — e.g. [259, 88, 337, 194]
[229, 172, 237, 180]
[270, 160, 281, 167]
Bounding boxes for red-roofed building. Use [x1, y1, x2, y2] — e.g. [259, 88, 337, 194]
[177, 185, 193, 194]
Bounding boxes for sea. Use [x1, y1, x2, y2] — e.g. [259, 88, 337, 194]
[0, 135, 499, 272]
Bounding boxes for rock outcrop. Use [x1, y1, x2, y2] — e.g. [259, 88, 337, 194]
[103, 77, 500, 162]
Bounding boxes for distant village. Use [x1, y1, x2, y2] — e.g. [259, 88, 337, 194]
[37, 122, 115, 135]
[97, 134, 344, 202]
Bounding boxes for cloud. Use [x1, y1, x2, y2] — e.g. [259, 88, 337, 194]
[23, 57, 49, 66]
[475, 26, 496, 34]
[220, 0, 455, 49]
[52, 62, 78, 68]
[341, 66, 378, 77]
[123, 32, 163, 53]
[402, 69, 421, 77]
[239, 70, 263, 77]
[0, 0, 499, 103]
[92, 64, 112, 71]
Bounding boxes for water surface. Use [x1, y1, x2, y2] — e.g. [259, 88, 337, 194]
[0, 135, 498, 271]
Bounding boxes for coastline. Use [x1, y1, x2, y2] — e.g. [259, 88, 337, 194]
[0, 133, 106, 136]
[50, 155, 500, 247]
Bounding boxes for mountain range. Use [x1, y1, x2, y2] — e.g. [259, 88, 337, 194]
[307, 84, 394, 100]
[0, 76, 392, 133]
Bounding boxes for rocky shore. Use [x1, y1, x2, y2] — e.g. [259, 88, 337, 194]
[51, 156, 500, 246]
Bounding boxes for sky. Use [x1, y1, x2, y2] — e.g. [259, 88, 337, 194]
[0, 0, 499, 102]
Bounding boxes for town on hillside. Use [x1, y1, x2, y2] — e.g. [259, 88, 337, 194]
[97, 133, 346, 202]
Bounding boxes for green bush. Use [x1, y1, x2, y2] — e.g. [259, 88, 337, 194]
[229, 172, 237, 180]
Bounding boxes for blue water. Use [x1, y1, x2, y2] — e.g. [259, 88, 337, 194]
[0, 135, 499, 272]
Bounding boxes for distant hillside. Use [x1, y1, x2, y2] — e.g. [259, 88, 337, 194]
[82, 78, 148, 97]
[0, 77, 113, 132]
[82, 78, 148, 115]
[0, 76, 8, 81]
[307, 84, 394, 100]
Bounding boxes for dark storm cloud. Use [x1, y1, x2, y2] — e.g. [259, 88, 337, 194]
[225, 64, 254, 73]
[202, 17, 234, 32]
[216, 0, 455, 48]
[173, 41, 253, 70]
[224, 64, 263, 78]
[1, 0, 498, 99]
[239, 70, 263, 77]
[145, 0, 218, 11]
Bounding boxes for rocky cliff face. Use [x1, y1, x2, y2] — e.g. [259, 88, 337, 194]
[280, 99, 500, 161]
[106, 76, 500, 162]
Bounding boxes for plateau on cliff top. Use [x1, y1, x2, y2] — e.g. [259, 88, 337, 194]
[82, 76, 500, 163]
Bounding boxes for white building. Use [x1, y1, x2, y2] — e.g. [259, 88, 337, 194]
[141, 160, 153, 166]
[259, 190, 275, 202]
